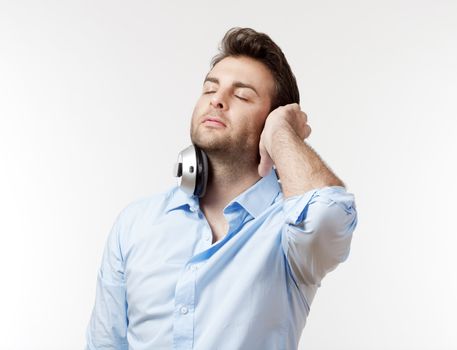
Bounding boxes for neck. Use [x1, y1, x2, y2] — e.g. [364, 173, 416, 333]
[199, 155, 262, 214]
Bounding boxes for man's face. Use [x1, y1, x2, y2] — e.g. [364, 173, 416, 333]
[190, 55, 275, 164]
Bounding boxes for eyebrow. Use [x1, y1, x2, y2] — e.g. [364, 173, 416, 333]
[203, 76, 259, 97]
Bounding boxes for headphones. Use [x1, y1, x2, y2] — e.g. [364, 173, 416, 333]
[173, 144, 209, 198]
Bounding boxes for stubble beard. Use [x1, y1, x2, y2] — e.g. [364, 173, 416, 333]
[190, 122, 261, 170]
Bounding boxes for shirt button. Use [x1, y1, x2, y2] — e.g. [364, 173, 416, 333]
[190, 205, 198, 212]
[180, 306, 188, 315]
[190, 265, 198, 271]
[204, 234, 211, 241]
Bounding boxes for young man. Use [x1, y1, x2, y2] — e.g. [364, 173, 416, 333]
[86, 27, 358, 350]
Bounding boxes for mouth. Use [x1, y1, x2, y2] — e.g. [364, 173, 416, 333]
[202, 116, 227, 127]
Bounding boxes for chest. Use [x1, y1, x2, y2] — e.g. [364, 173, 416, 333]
[204, 215, 229, 243]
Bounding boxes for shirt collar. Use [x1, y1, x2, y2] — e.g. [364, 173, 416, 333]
[165, 168, 281, 218]
[227, 168, 281, 218]
[164, 185, 198, 214]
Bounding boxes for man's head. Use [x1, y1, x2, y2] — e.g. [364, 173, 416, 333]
[190, 27, 299, 167]
[210, 27, 300, 112]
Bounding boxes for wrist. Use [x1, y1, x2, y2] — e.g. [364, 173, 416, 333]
[268, 124, 301, 160]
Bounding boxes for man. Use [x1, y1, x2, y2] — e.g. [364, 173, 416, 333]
[86, 27, 358, 350]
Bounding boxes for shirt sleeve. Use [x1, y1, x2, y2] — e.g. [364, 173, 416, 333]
[281, 186, 358, 288]
[86, 212, 129, 350]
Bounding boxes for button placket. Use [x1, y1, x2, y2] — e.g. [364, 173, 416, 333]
[172, 261, 197, 349]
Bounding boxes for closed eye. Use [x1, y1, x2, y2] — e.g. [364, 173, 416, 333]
[203, 91, 248, 102]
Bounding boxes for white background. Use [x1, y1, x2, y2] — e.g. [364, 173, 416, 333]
[1, 1, 456, 349]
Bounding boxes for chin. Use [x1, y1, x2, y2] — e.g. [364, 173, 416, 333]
[194, 138, 231, 154]
[192, 129, 220, 144]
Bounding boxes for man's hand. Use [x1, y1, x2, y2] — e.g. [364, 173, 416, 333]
[258, 103, 312, 177]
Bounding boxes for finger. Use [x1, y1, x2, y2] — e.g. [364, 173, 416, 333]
[305, 124, 312, 139]
[286, 103, 300, 111]
[292, 103, 300, 110]
[297, 121, 311, 140]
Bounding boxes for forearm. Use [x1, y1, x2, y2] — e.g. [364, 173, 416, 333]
[270, 126, 345, 198]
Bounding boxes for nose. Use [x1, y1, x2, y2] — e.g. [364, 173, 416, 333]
[210, 90, 227, 110]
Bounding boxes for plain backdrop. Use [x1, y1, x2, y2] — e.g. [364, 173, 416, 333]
[1, 1, 456, 349]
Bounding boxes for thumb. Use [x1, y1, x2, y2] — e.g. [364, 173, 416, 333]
[258, 142, 274, 177]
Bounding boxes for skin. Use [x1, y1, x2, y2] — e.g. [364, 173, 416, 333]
[189, 55, 344, 243]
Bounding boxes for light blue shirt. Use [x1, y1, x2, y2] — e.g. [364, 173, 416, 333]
[86, 168, 357, 350]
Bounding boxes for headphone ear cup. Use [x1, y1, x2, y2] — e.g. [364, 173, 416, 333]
[194, 145, 208, 198]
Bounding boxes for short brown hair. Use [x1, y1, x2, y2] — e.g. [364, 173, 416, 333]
[210, 27, 300, 111]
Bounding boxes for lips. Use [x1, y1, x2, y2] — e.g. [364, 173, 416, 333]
[202, 115, 226, 127]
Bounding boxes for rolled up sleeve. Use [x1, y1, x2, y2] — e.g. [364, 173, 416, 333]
[281, 186, 358, 288]
[86, 214, 129, 350]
